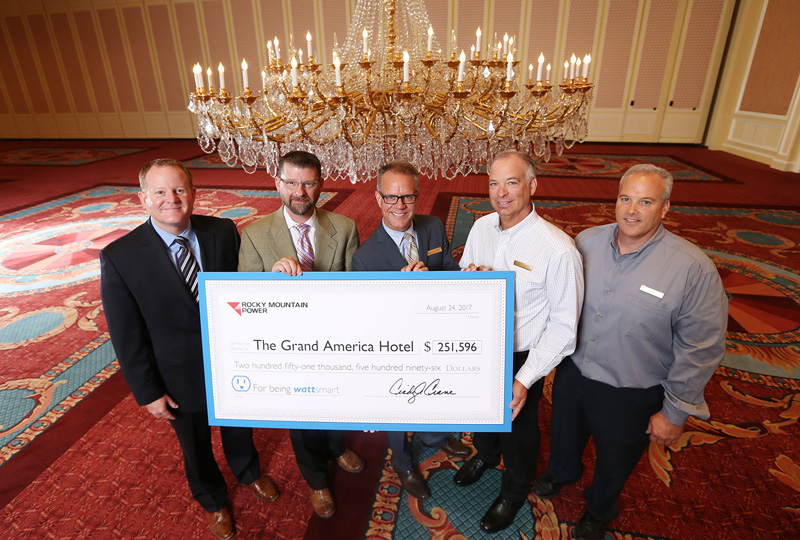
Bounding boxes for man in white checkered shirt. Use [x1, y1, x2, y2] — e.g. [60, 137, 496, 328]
[454, 149, 584, 534]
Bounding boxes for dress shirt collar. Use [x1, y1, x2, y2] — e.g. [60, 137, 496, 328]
[381, 220, 415, 248]
[283, 206, 316, 231]
[612, 223, 667, 259]
[492, 203, 539, 235]
[150, 218, 195, 247]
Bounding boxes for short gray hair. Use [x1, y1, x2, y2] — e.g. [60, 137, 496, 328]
[377, 160, 420, 192]
[620, 164, 673, 202]
[139, 158, 193, 191]
[491, 150, 537, 184]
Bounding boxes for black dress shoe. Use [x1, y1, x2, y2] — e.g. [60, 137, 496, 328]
[453, 457, 497, 486]
[479, 496, 524, 533]
[398, 468, 431, 499]
[531, 471, 564, 499]
[574, 512, 608, 540]
[435, 436, 471, 458]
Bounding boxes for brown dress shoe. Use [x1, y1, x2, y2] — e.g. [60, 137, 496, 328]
[249, 474, 279, 502]
[207, 506, 235, 540]
[335, 449, 365, 474]
[436, 436, 472, 458]
[398, 468, 431, 499]
[310, 488, 336, 518]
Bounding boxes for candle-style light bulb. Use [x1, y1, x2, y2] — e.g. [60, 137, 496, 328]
[273, 37, 280, 62]
[427, 25, 434, 53]
[333, 52, 341, 86]
[306, 31, 312, 60]
[218, 62, 225, 90]
[570, 53, 576, 80]
[583, 54, 591, 79]
[476, 27, 482, 56]
[241, 58, 248, 88]
[458, 49, 466, 82]
[362, 27, 368, 55]
[403, 50, 410, 82]
[192, 63, 203, 91]
[290, 56, 298, 88]
[537, 52, 544, 82]
[206, 67, 213, 89]
[506, 51, 514, 81]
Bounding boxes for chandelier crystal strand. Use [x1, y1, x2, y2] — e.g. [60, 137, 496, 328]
[187, 0, 593, 181]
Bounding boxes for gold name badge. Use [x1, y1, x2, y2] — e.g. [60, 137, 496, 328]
[513, 260, 532, 271]
[427, 247, 442, 256]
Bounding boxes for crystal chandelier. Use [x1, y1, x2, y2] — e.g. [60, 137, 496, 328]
[187, 0, 593, 182]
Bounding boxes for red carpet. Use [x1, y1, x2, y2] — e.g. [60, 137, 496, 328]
[0, 140, 798, 539]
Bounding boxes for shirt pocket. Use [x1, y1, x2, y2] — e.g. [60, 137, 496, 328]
[514, 267, 544, 304]
[621, 293, 669, 339]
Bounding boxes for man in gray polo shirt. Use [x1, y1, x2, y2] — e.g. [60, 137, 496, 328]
[532, 164, 728, 540]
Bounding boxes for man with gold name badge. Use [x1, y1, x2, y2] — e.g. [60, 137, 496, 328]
[238, 151, 363, 519]
[455, 150, 584, 534]
[351, 160, 472, 500]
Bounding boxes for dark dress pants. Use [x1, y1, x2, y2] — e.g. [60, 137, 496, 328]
[289, 429, 346, 490]
[169, 409, 260, 512]
[472, 351, 545, 504]
[387, 431, 451, 472]
[547, 356, 664, 521]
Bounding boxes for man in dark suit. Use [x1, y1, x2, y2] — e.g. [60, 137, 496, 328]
[351, 160, 471, 499]
[238, 150, 363, 519]
[100, 159, 278, 540]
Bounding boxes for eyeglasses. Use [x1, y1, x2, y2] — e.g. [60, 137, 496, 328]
[279, 178, 319, 190]
[378, 192, 418, 205]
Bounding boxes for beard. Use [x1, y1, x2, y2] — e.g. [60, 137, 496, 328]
[282, 193, 315, 217]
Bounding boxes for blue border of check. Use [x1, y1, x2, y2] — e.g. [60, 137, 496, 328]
[199, 271, 515, 433]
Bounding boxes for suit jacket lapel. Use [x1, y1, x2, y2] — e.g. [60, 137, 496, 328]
[414, 217, 430, 265]
[193, 217, 215, 272]
[270, 209, 298, 261]
[314, 210, 337, 271]
[375, 223, 408, 268]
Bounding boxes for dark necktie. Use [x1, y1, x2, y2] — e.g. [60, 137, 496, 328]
[296, 223, 315, 272]
[174, 236, 199, 301]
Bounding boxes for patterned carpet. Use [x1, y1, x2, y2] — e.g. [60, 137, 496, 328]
[0, 144, 798, 539]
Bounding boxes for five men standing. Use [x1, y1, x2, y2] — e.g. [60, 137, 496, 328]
[102, 153, 727, 539]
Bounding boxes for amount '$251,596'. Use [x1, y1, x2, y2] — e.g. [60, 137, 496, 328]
[424, 341, 482, 354]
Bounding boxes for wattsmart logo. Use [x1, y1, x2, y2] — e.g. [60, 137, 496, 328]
[227, 301, 270, 315]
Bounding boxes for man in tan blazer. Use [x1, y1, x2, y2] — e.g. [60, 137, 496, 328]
[238, 150, 362, 519]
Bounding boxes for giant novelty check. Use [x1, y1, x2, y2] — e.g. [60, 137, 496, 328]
[199, 271, 514, 432]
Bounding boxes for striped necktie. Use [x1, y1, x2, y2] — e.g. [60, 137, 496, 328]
[404, 232, 419, 263]
[296, 223, 315, 272]
[174, 236, 199, 301]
